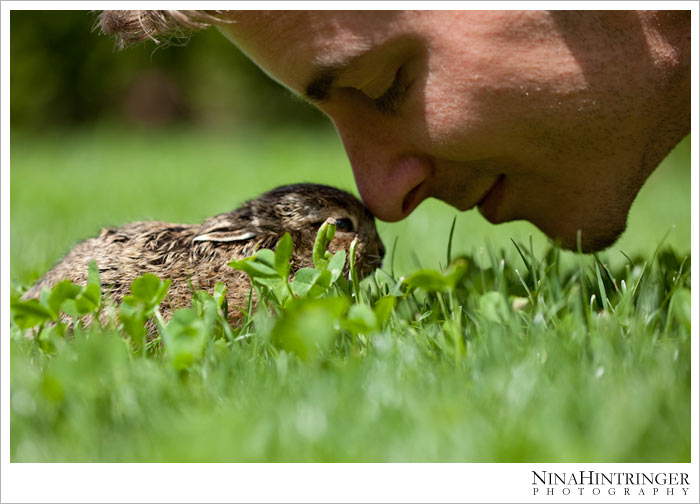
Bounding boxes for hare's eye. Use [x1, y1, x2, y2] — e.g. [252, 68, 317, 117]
[336, 218, 355, 232]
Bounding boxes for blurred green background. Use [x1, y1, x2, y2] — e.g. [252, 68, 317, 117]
[10, 11, 328, 131]
[10, 10, 691, 286]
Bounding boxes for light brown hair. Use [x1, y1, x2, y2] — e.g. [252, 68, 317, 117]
[98, 10, 231, 49]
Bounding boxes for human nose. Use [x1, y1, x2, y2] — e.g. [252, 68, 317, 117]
[334, 122, 433, 222]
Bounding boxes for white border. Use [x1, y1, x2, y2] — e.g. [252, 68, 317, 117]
[2, 2, 698, 503]
[1, 463, 699, 503]
[692, 2, 700, 502]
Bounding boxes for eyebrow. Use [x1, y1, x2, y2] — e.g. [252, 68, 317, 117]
[304, 68, 340, 101]
[303, 51, 367, 102]
[302, 37, 410, 102]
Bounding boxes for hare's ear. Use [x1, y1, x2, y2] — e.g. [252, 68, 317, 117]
[193, 230, 257, 243]
[192, 220, 257, 243]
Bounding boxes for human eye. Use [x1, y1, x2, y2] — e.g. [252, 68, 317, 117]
[373, 66, 411, 115]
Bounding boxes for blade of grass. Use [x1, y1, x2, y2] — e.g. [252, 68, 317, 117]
[594, 262, 610, 312]
[446, 216, 457, 266]
[390, 235, 399, 279]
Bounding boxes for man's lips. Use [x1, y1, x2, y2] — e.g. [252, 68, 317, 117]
[398, 173, 507, 222]
[477, 174, 507, 223]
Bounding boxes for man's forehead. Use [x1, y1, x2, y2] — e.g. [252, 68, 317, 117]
[221, 11, 402, 89]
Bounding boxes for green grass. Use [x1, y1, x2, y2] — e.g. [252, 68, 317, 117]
[10, 127, 691, 284]
[10, 127, 691, 462]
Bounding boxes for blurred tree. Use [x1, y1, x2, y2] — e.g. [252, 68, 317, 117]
[10, 10, 329, 131]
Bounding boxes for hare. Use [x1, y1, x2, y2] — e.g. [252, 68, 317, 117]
[24, 184, 385, 326]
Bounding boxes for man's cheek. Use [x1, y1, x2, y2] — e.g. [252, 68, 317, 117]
[422, 91, 501, 161]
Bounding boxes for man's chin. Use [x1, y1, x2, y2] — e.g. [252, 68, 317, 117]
[544, 220, 628, 253]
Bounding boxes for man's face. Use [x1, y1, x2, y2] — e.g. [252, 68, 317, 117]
[219, 11, 650, 251]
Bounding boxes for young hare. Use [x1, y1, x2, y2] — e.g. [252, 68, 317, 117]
[24, 184, 385, 325]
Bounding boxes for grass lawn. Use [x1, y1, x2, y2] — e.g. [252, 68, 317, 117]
[9, 126, 691, 462]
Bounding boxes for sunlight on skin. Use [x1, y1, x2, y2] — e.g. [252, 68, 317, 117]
[217, 10, 690, 252]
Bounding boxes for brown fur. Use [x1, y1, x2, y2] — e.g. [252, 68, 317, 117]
[24, 184, 385, 327]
